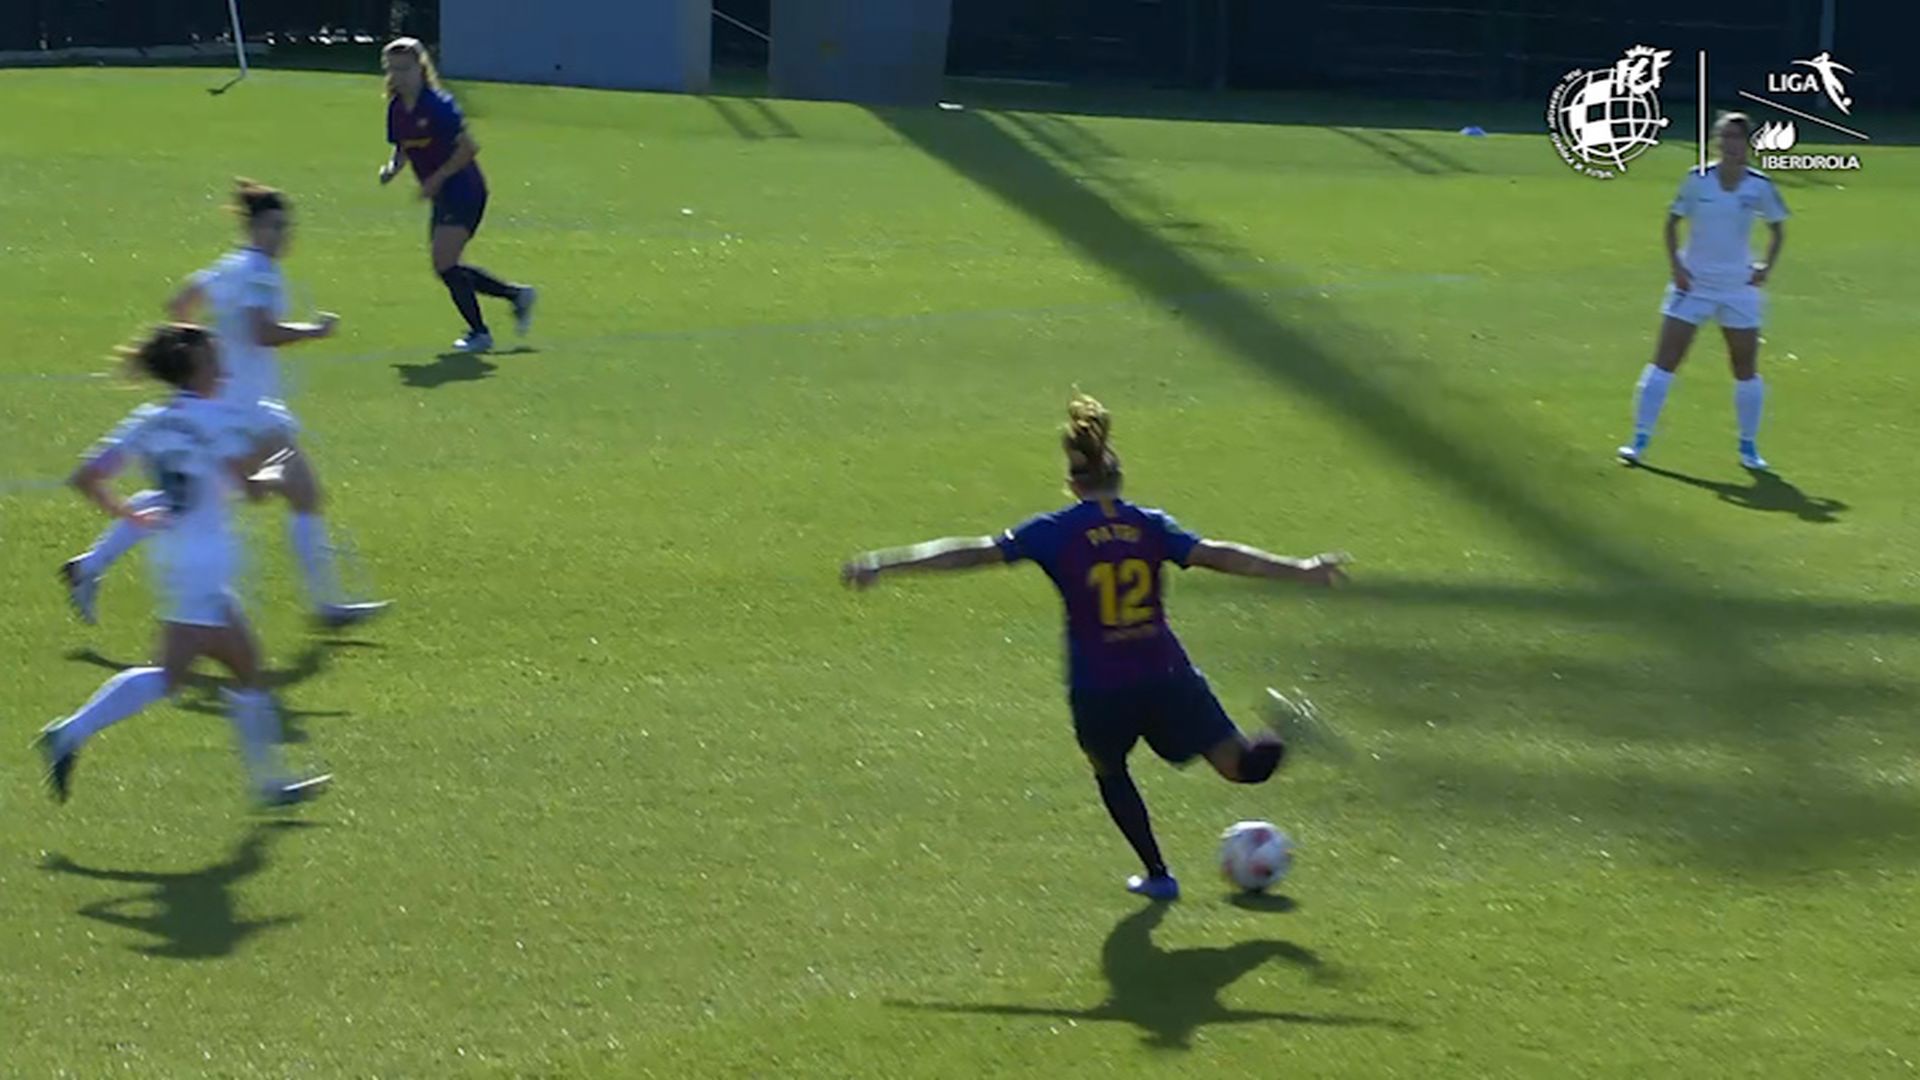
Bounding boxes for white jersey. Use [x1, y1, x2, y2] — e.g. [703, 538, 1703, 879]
[195, 247, 288, 405]
[1670, 165, 1789, 292]
[84, 393, 284, 572]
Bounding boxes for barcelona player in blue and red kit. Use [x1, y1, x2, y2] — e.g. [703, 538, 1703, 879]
[843, 395, 1348, 900]
[379, 37, 536, 354]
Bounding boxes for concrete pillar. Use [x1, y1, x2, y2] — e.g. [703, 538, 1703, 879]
[442, 0, 711, 93]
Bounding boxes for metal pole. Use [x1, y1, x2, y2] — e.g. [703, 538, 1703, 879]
[227, 0, 247, 75]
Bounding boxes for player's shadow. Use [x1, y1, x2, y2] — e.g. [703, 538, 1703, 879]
[1631, 463, 1848, 523]
[394, 345, 535, 389]
[65, 642, 352, 744]
[890, 904, 1405, 1049]
[40, 821, 316, 960]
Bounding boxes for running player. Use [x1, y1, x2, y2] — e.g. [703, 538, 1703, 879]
[841, 395, 1348, 901]
[1620, 111, 1788, 470]
[37, 324, 330, 807]
[379, 36, 536, 354]
[60, 180, 389, 629]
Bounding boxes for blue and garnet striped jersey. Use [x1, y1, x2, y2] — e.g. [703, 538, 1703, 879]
[996, 498, 1202, 690]
[387, 87, 486, 204]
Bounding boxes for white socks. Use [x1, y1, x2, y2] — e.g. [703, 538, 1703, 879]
[289, 513, 340, 610]
[1735, 376, 1765, 443]
[1633, 364, 1675, 439]
[223, 687, 289, 793]
[81, 489, 163, 578]
[48, 666, 170, 755]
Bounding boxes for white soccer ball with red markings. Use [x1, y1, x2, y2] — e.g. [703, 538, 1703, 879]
[1219, 820, 1293, 892]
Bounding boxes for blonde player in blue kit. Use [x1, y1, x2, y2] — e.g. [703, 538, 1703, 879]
[1619, 112, 1788, 471]
[37, 324, 330, 807]
[841, 395, 1348, 901]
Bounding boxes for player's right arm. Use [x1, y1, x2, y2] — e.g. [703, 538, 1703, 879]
[841, 536, 1005, 589]
[1666, 174, 1694, 292]
[1187, 541, 1348, 586]
[379, 144, 405, 185]
[68, 408, 167, 528]
[1665, 214, 1691, 292]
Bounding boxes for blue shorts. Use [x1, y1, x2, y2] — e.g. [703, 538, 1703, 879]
[431, 191, 487, 235]
[1070, 671, 1240, 773]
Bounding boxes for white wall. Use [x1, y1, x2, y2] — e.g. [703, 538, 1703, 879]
[442, 0, 711, 93]
[771, 0, 952, 105]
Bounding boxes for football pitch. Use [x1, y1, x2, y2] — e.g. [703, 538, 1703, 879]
[2, 66, 1918, 1076]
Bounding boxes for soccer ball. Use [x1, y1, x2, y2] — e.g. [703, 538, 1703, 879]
[1219, 820, 1293, 893]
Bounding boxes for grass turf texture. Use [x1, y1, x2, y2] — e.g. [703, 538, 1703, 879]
[3, 66, 1919, 1076]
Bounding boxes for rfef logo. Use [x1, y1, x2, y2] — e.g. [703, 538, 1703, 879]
[1546, 45, 1674, 179]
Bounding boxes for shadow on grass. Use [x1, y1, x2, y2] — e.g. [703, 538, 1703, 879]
[703, 95, 800, 140]
[41, 821, 318, 960]
[1326, 126, 1477, 175]
[394, 345, 535, 389]
[891, 903, 1404, 1049]
[867, 101, 1920, 873]
[1629, 463, 1849, 524]
[66, 641, 357, 744]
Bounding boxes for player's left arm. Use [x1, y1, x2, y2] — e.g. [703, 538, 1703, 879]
[164, 276, 206, 321]
[841, 536, 1005, 589]
[1751, 182, 1789, 285]
[420, 132, 479, 201]
[1751, 221, 1786, 285]
[248, 306, 338, 349]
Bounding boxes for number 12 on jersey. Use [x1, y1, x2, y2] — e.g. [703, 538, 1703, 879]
[1087, 559, 1155, 627]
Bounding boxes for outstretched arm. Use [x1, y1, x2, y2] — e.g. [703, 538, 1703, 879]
[1186, 540, 1348, 586]
[248, 306, 338, 349]
[842, 535, 1005, 589]
[165, 278, 206, 321]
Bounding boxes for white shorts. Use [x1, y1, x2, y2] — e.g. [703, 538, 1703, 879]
[151, 545, 243, 628]
[1661, 283, 1764, 330]
[250, 397, 301, 437]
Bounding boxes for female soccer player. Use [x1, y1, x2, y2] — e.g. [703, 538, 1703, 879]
[379, 36, 536, 353]
[1620, 111, 1788, 471]
[841, 395, 1348, 900]
[38, 324, 330, 807]
[61, 180, 388, 629]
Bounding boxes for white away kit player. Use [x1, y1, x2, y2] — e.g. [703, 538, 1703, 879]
[1620, 111, 1788, 471]
[39, 324, 330, 807]
[62, 180, 389, 628]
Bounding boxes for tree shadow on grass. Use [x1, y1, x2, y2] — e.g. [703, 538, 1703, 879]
[41, 821, 318, 960]
[868, 102, 1920, 877]
[891, 903, 1406, 1049]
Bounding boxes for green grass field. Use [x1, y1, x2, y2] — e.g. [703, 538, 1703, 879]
[3, 65, 1919, 1076]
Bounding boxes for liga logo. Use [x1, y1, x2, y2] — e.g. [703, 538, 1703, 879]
[1546, 46, 1673, 179]
[1746, 52, 1864, 171]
